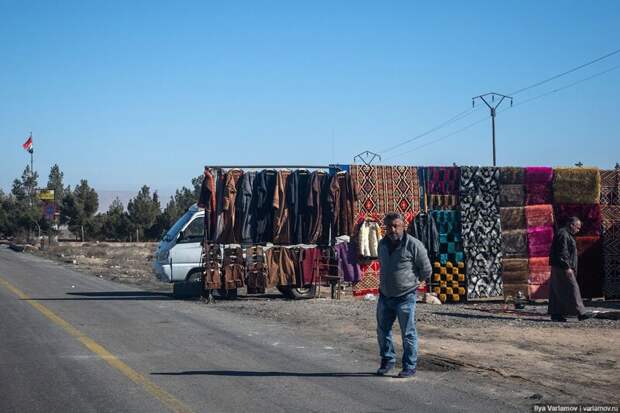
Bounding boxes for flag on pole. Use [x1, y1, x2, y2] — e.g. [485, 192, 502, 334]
[22, 136, 33, 153]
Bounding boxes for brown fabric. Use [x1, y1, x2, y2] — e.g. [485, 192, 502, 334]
[499, 167, 525, 185]
[329, 172, 357, 237]
[553, 167, 601, 205]
[502, 258, 529, 273]
[503, 283, 529, 299]
[525, 204, 554, 228]
[217, 169, 243, 244]
[203, 243, 222, 290]
[246, 246, 266, 294]
[501, 229, 528, 258]
[501, 258, 529, 287]
[500, 207, 526, 231]
[306, 171, 328, 244]
[222, 247, 245, 289]
[265, 247, 296, 288]
[272, 170, 292, 244]
[500, 184, 525, 207]
[548, 266, 587, 316]
[428, 194, 458, 210]
[198, 168, 217, 241]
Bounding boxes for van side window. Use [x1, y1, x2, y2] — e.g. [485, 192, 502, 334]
[179, 217, 204, 243]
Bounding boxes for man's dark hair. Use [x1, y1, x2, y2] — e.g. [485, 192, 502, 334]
[566, 216, 581, 226]
[384, 212, 405, 225]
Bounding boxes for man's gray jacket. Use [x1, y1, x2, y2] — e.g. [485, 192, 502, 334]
[378, 234, 432, 298]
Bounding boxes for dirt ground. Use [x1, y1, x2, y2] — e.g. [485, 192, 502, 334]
[29, 242, 620, 406]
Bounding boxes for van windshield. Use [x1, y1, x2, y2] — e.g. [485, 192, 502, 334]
[163, 211, 194, 242]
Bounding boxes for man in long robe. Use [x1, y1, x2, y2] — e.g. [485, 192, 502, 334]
[548, 216, 592, 322]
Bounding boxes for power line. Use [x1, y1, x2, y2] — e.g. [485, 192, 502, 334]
[509, 47, 620, 95]
[383, 116, 488, 161]
[386, 63, 620, 161]
[504, 63, 620, 111]
[377, 47, 620, 158]
[379, 107, 478, 155]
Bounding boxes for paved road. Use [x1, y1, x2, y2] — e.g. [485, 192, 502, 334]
[0, 246, 520, 413]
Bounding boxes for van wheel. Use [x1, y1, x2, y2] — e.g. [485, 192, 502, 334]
[277, 285, 316, 300]
[186, 268, 204, 284]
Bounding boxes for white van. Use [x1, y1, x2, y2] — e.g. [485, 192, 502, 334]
[153, 203, 317, 299]
[153, 204, 205, 284]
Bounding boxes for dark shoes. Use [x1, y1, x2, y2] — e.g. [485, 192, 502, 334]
[551, 313, 593, 322]
[376, 360, 395, 376]
[397, 369, 416, 378]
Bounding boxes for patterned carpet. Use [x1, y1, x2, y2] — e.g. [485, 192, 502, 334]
[459, 166, 503, 299]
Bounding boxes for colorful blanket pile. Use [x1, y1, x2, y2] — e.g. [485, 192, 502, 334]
[431, 261, 466, 303]
[431, 210, 464, 265]
[528, 257, 551, 300]
[553, 204, 602, 236]
[349, 165, 421, 294]
[459, 166, 503, 299]
[350, 165, 420, 224]
[501, 258, 529, 298]
[524, 203, 554, 297]
[525, 167, 553, 205]
[552, 167, 601, 205]
[425, 166, 460, 210]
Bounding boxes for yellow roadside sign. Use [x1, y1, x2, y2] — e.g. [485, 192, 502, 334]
[38, 189, 55, 201]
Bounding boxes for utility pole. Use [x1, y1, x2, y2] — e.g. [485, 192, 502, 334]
[472, 93, 513, 166]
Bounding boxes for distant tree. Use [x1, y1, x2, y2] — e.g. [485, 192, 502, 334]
[60, 180, 99, 241]
[127, 186, 161, 241]
[100, 198, 131, 241]
[47, 164, 65, 205]
[191, 174, 203, 199]
[7, 166, 43, 240]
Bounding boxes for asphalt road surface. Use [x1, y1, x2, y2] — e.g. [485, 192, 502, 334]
[0, 246, 521, 413]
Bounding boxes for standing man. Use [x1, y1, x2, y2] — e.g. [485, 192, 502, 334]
[376, 212, 432, 378]
[548, 216, 592, 322]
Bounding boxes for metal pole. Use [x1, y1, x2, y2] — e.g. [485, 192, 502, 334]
[472, 93, 513, 166]
[491, 108, 496, 166]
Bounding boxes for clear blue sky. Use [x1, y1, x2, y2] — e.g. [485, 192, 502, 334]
[1, 1, 619, 199]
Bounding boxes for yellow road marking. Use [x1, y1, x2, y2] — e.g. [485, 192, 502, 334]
[0, 276, 194, 413]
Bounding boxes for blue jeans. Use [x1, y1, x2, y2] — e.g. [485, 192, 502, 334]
[376, 292, 418, 370]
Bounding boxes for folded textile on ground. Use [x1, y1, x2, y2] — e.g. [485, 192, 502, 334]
[527, 226, 554, 257]
[525, 204, 554, 228]
[502, 229, 528, 258]
[528, 256, 551, 300]
[499, 167, 525, 185]
[501, 258, 529, 285]
[528, 283, 550, 300]
[528, 256, 551, 285]
[576, 236, 604, 298]
[500, 207, 526, 231]
[500, 184, 525, 207]
[504, 283, 530, 299]
[553, 167, 601, 205]
[554, 203, 602, 236]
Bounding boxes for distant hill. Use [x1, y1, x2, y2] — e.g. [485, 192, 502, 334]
[97, 190, 174, 213]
